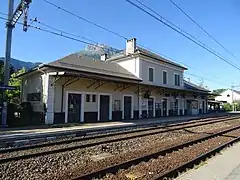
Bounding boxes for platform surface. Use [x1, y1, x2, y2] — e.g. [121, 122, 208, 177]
[176, 142, 240, 180]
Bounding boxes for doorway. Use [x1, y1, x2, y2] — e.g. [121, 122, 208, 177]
[202, 101, 205, 114]
[67, 93, 82, 123]
[148, 98, 154, 118]
[162, 98, 167, 116]
[186, 100, 192, 115]
[100, 95, 110, 121]
[124, 96, 132, 120]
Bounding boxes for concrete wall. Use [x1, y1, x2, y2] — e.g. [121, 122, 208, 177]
[117, 57, 140, 78]
[22, 72, 44, 112]
[22, 72, 42, 101]
[139, 56, 184, 88]
[54, 78, 139, 114]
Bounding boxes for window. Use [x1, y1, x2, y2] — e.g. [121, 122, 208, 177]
[174, 74, 180, 86]
[27, 93, 41, 101]
[86, 94, 90, 102]
[92, 94, 96, 102]
[148, 67, 154, 82]
[163, 71, 167, 84]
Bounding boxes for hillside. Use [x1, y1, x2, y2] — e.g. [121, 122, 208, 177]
[0, 57, 41, 70]
[76, 44, 122, 59]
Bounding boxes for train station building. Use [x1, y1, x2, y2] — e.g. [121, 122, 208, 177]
[19, 38, 210, 124]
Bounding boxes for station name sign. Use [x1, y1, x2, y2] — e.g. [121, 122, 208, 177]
[0, 85, 17, 90]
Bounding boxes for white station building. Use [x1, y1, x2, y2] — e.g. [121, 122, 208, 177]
[19, 38, 210, 124]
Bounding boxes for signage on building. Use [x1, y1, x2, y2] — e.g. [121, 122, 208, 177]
[0, 85, 17, 90]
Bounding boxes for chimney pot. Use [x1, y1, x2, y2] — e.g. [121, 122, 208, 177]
[100, 54, 107, 61]
[126, 38, 136, 55]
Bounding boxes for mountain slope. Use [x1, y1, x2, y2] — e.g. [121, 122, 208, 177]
[76, 44, 122, 59]
[0, 57, 41, 70]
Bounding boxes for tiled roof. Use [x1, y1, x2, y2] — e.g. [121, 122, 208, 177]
[47, 54, 141, 81]
[107, 46, 187, 70]
[136, 47, 187, 70]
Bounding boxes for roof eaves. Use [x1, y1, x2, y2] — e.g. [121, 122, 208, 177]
[137, 48, 188, 70]
[15, 64, 46, 78]
[44, 64, 142, 82]
[183, 80, 210, 92]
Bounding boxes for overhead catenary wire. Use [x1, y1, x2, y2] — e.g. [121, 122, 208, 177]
[38, 0, 234, 86]
[184, 72, 229, 86]
[0, 13, 229, 87]
[138, 43, 230, 86]
[0, 16, 120, 53]
[134, 0, 221, 57]
[137, 44, 230, 86]
[168, 0, 240, 63]
[29, 17, 99, 44]
[0, 4, 230, 88]
[43, 0, 128, 40]
[125, 0, 240, 71]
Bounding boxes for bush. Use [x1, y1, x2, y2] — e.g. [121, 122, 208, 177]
[223, 103, 232, 111]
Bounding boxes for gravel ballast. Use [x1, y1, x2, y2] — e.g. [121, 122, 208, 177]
[103, 128, 240, 180]
[1, 119, 240, 180]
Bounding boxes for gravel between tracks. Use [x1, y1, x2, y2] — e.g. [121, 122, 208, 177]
[1, 119, 240, 180]
[1, 119, 239, 160]
[103, 128, 240, 180]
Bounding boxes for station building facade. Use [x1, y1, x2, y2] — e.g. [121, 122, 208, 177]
[19, 38, 210, 124]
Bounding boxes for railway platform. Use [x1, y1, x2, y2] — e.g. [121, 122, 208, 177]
[0, 112, 231, 147]
[176, 141, 240, 180]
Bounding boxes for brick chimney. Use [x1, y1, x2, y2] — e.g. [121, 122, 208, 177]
[100, 54, 107, 61]
[126, 38, 136, 55]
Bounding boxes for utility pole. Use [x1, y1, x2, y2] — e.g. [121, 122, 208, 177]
[2, 0, 14, 127]
[1, 0, 32, 127]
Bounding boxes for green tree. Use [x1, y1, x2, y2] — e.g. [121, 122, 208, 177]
[6, 67, 26, 103]
[223, 103, 232, 111]
[0, 60, 15, 83]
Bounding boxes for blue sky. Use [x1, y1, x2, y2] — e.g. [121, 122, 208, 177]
[1, 0, 240, 90]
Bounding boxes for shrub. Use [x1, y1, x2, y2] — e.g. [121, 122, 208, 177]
[223, 103, 232, 111]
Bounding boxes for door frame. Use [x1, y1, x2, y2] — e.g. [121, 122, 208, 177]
[98, 93, 112, 121]
[122, 94, 134, 120]
[65, 91, 112, 123]
[65, 91, 85, 123]
[147, 96, 155, 117]
[161, 97, 168, 116]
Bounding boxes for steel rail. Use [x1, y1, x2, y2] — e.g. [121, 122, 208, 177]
[153, 136, 240, 179]
[1, 115, 238, 154]
[72, 125, 240, 179]
[0, 116, 238, 164]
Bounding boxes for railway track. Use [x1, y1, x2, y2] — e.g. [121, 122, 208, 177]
[1, 115, 235, 150]
[0, 116, 239, 164]
[1, 115, 238, 154]
[73, 123, 240, 180]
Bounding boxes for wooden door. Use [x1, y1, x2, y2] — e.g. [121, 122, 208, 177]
[100, 95, 110, 121]
[124, 96, 132, 120]
[68, 93, 81, 123]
